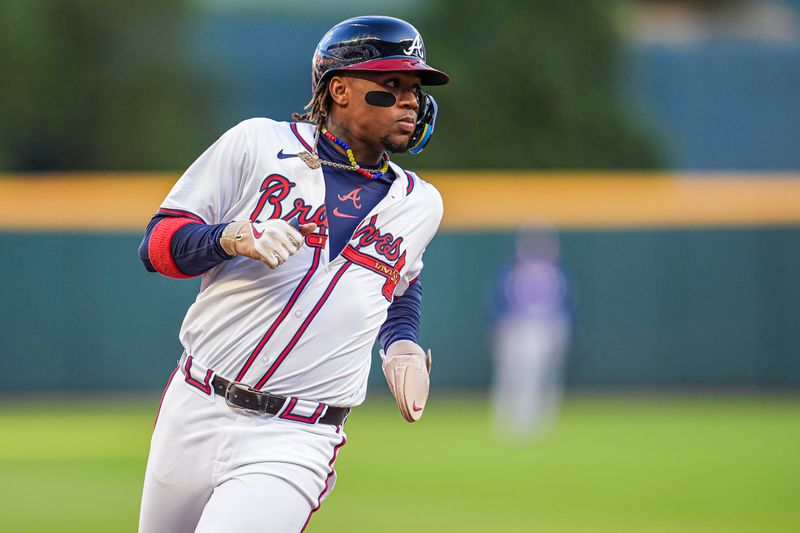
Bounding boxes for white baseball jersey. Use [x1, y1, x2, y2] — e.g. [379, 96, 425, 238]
[159, 118, 442, 407]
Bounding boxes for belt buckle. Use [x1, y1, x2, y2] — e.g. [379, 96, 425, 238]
[224, 381, 252, 410]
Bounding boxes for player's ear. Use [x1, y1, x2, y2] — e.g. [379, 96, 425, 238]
[328, 76, 350, 107]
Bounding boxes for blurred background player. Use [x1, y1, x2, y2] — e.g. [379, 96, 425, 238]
[490, 223, 571, 440]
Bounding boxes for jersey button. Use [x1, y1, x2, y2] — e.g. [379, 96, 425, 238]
[293, 309, 303, 318]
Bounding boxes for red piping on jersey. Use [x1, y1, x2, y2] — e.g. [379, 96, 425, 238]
[278, 397, 326, 424]
[404, 171, 415, 195]
[184, 355, 213, 394]
[156, 208, 206, 224]
[255, 261, 352, 389]
[148, 217, 199, 279]
[302, 427, 347, 532]
[290, 122, 314, 152]
[153, 366, 179, 428]
[340, 245, 406, 301]
[235, 246, 323, 381]
[305, 233, 327, 248]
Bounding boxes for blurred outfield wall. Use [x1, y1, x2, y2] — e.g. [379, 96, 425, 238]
[1, 173, 799, 392]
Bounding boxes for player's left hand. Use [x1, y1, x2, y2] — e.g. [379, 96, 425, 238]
[380, 340, 432, 423]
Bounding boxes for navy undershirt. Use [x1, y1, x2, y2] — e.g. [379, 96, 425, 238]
[316, 133, 394, 260]
[137, 127, 422, 349]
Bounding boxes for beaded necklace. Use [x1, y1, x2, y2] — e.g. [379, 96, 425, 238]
[311, 126, 390, 180]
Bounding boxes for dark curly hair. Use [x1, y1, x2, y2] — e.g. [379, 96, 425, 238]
[291, 82, 331, 127]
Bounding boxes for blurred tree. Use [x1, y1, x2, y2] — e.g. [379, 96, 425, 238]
[398, 0, 663, 169]
[0, 0, 216, 171]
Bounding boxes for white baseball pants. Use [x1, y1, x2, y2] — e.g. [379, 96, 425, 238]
[138, 369, 347, 533]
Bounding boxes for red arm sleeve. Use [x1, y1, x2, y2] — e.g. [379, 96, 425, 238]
[147, 217, 199, 279]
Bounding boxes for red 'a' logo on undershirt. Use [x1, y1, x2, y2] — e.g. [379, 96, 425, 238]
[337, 188, 362, 209]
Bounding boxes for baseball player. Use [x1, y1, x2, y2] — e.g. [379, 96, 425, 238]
[136, 16, 448, 532]
[491, 224, 571, 440]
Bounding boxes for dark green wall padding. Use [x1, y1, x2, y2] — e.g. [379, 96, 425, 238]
[1, 227, 798, 392]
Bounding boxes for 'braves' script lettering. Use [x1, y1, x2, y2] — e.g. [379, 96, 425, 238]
[353, 222, 403, 261]
[249, 174, 294, 222]
[283, 199, 327, 228]
[249, 174, 326, 228]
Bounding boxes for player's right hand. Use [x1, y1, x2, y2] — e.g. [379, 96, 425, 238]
[221, 219, 317, 269]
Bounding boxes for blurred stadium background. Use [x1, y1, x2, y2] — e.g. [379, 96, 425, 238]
[1, 0, 798, 531]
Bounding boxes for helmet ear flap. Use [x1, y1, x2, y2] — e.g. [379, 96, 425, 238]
[407, 92, 438, 155]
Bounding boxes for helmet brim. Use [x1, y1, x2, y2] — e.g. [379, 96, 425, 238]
[338, 57, 450, 86]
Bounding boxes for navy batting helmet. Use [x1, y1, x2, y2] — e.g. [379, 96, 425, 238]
[310, 16, 448, 154]
[311, 15, 449, 92]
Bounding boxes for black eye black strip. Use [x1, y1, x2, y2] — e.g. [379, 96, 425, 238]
[365, 91, 397, 107]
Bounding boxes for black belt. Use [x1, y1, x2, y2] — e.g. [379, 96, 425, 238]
[212, 375, 349, 426]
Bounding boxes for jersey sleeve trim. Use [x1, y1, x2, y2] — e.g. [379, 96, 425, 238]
[156, 207, 207, 224]
[148, 217, 201, 279]
[290, 122, 314, 152]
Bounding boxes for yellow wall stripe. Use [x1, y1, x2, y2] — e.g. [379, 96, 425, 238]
[430, 172, 800, 230]
[1, 172, 798, 232]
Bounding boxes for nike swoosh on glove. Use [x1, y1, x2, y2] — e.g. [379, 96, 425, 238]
[249, 219, 301, 268]
[380, 340, 432, 423]
[220, 219, 316, 269]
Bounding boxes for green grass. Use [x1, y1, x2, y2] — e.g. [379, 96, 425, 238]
[0, 394, 798, 532]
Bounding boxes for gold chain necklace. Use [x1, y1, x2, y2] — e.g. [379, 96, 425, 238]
[294, 127, 389, 180]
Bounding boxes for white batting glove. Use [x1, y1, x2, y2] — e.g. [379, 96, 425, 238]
[249, 219, 303, 268]
[380, 340, 432, 423]
[220, 219, 316, 269]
